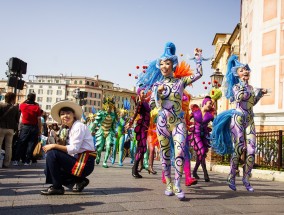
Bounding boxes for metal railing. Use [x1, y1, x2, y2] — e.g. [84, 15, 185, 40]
[255, 130, 283, 171]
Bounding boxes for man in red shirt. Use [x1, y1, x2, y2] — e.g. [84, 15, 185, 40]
[13, 93, 42, 166]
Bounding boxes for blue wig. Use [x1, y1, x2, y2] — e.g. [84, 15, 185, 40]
[123, 99, 131, 111]
[225, 55, 246, 102]
[210, 109, 235, 155]
[136, 60, 163, 92]
[136, 42, 178, 92]
[156, 42, 178, 70]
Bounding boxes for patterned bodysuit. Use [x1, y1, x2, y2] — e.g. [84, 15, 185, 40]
[189, 107, 214, 179]
[91, 110, 117, 168]
[228, 82, 263, 184]
[112, 117, 127, 166]
[150, 64, 202, 192]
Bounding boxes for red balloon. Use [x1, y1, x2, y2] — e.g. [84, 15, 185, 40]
[142, 70, 146, 73]
[204, 86, 207, 89]
[202, 81, 205, 84]
[208, 82, 211, 85]
[135, 76, 138, 79]
[128, 73, 131, 76]
[136, 66, 140, 69]
[218, 84, 221, 87]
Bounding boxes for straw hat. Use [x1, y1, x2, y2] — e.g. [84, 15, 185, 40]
[51, 100, 82, 123]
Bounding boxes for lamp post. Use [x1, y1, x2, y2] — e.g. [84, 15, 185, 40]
[209, 68, 224, 115]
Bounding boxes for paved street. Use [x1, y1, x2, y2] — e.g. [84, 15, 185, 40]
[0, 156, 284, 215]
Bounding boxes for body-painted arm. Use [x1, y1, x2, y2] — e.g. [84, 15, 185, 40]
[182, 63, 203, 86]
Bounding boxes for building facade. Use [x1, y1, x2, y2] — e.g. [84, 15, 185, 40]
[240, 0, 284, 131]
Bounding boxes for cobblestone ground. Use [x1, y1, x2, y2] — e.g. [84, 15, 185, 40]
[0, 156, 284, 215]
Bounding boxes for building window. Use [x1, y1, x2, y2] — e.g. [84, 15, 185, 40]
[30, 85, 33, 88]
[91, 82, 94, 86]
[48, 80, 51, 83]
[46, 105, 51, 110]
[58, 86, 61, 89]
[94, 93, 97, 98]
[74, 80, 78, 84]
[56, 98, 61, 102]
[86, 81, 89, 85]
[38, 89, 43, 94]
[94, 101, 96, 105]
[47, 90, 53, 95]
[39, 85, 43, 88]
[55, 80, 59, 83]
[49, 86, 52, 88]
[79, 80, 82, 84]
[37, 97, 43, 102]
[98, 101, 100, 106]
[98, 94, 101, 99]
[66, 80, 70, 84]
[46, 97, 52, 102]
[28, 89, 34, 94]
[56, 90, 62, 95]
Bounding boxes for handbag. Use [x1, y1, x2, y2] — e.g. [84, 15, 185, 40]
[33, 141, 42, 158]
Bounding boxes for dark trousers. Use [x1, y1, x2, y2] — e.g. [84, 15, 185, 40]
[45, 149, 94, 189]
[14, 124, 39, 163]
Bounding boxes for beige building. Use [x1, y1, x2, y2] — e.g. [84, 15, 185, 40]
[211, 24, 241, 113]
[240, 0, 284, 131]
[0, 79, 27, 103]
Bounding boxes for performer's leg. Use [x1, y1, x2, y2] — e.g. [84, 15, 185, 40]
[148, 145, 157, 174]
[103, 133, 114, 168]
[172, 123, 186, 200]
[228, 115, 245, 191]
[111, 136, 119, 164]
[95, 133, 105, 165]
[184, 137, 197, 186]
[242, 121, 256, 192]
[118, 135, 125, 166]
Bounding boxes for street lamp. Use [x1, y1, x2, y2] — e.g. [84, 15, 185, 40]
[209, 68, 224, 115]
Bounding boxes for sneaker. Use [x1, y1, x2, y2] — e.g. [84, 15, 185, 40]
[242, 178, 254, 192]
[12, 161, 19, 166]
[24, 162, 31, 166]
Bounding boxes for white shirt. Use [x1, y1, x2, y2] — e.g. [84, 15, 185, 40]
[66, 120, 95, 156]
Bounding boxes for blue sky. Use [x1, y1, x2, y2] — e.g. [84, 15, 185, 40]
[0, 0, 240, 96]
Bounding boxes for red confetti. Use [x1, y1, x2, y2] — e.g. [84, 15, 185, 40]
[214, 80, 218, 84]
[202, 82, 205, 84]
[128, 73, 132, 76]
[218, 84, 221, 87]
[135, 76, 138, 79]
[208, 82, 211, 85]
[136, 66, 140, 69]
[142, 70, 146, 73]
[204, 86, 207, 89]
[212, 91, 215, 95]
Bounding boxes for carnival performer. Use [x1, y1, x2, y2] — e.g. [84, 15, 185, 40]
[161, 91, 198, 186]
[188, 48, 211, 65]
[112, 100, 131, 166]
[211, 55, 268, 192]
[125, 87, 151, 179]
[87, 112, 97, 148]
[91, 97, 117, 168]
[189, 96, 214, 182]
[145, 42, 203, 200]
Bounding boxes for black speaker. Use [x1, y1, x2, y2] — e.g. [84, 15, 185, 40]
[8, 57, 27, 74]
[7, 76, 17, 87]
[17, 79, 25, 90]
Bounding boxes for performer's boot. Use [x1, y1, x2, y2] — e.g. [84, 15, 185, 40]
[201, 159, 210, 182]
[227, 173, 237, 191]
[173, 180, 185, 200]
[192, 159, 201, 179]
[161, 170, 166, 184]
[184, 158, 197, 186]
[164, 181, 173, 196]
[242, 154, 254, 192]
[137, 158, 143, 172]
[148, 150, 157, 174]
[132, 159, 142, 178]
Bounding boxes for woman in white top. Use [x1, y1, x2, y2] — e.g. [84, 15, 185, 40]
[41, 100, 96, 195]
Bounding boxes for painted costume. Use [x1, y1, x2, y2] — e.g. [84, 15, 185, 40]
[189, 97, 214, 182]
[112, 100, 131, 166]
[148, 42, 203, 200]
[128, 91, 151, 178]
[91, 97, 117, 168]
[211, 55, 266, 192]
